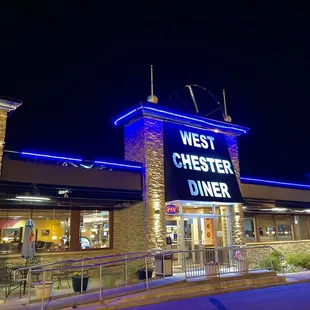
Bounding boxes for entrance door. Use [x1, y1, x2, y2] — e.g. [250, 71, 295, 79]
[182, 215, 216, 264]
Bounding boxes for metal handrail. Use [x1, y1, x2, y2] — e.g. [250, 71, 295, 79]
[12, 245, 284, 310]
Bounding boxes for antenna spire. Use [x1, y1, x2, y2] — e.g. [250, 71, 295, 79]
[147, 65, 158, 104]
[222, 89, 232, 122]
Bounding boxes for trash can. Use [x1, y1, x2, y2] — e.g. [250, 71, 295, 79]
[155, 253, 173, 277]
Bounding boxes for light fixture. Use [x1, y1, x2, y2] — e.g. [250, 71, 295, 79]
[2, 237, 9, 242]
[113, 105, 248, 134]
[16, 196, 51, 201]
[52, 235, 57, 241]
[90, 234, 95, 239]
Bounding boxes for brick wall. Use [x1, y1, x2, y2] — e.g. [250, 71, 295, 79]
[0, 110, 7, 176]
[226, 135, 245, 245]
[123, 118, 166, 251]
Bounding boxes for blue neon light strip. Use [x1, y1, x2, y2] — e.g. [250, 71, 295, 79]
[21, 152, 83, 162]
[240, 177, 310, 189]
[113, 106, 248, 134]
[94, 160, 142, 169]
[20, 151, 142, 170]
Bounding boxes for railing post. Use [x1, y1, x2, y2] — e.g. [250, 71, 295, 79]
[125, 254, 128, 286]
[41, 271, 46, 310]
[99, 265, 102, 301]
[28, 268, 32, 305]
[144, 257, 149, 290]
[81, 260, 84, 294]
[183, 251, 187, 280]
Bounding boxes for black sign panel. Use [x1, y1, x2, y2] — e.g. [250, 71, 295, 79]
[163, 122, 243, 203]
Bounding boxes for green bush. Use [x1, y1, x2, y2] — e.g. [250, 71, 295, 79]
[258, 252, 282, 272]
[286, 253, 310, 270]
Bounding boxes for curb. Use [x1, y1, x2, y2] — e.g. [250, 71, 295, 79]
[93, 280, 310, 310]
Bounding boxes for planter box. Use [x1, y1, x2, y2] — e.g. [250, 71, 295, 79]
[137, 269, 153, 280]
[71, 276, 89, 292]
[205, 264, 219, 277]
[33, 281, 53, 299]
[103, 274, 116, 288]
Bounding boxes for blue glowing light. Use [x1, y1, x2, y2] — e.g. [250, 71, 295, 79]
[21, 152, 83, 162]
[240, 177, 310, 189]
[94, 160, 142, 169]
[113, 105, 248, 134]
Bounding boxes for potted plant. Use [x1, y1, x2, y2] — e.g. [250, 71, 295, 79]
[205, 261, 219, 277]
[235, 250, 248, 272]
[71, 273, 90, 293]
[124, 266, 138, 285]
[102, 268, 117, 288]
[137, 267, 153, 280]
[33, 281, 53, 300]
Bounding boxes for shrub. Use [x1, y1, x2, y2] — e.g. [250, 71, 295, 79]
[258, 252, 283, 272]
[286, 253, 310, 270]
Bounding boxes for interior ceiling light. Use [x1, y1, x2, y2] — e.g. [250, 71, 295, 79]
[15, 196, 51, 201]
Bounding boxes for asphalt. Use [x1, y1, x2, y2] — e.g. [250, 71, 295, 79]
[124, 282, 310, 310]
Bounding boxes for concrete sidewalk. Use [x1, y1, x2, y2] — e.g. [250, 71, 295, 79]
[1, 271, 310, 310]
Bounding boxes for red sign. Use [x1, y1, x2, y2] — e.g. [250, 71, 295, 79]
[165, 205, 178, 215]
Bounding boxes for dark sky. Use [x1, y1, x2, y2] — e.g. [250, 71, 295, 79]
[0, 4, 309, 182]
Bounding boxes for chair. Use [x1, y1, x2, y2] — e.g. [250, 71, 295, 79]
[26, 256, 42, 283]
[51, 258, 72, 289]
[0, 267, 22, 301]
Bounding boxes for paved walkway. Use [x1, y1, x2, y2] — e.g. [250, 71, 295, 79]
[0, 271, 310, 310]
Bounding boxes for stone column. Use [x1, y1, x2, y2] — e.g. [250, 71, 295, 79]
[225, 135, 246, 245]
[0, 99, 22, 177]
[122, 117, 166, 251]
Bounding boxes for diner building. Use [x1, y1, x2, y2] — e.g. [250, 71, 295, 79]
[0, 97, 310, 265]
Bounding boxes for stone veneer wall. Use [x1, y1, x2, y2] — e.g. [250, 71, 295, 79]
[0, 110, 7, 176]
[225, 135, 245, 245]
[123, 118, 166, 251]
[247, 240, 310, 256]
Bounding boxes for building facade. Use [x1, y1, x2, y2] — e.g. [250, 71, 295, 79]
[1, 99, 310, 266]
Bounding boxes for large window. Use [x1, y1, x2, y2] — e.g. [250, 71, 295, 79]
[294, 216, 310, 240]
[80, 211, 111, 249]
[0, 209, 111, 254]
[244, 213, 310, 243]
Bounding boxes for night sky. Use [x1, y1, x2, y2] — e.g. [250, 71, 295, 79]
[0, 5, 309, 182]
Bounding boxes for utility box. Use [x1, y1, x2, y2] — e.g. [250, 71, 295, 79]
[155, 253, 173, 277]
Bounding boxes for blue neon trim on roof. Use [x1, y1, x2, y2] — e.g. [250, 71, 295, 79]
[18, 151, 142, 170]
[21, 152, 83, 162]
[240, 177, 310, 189]
[113, 104, 249, 135]
[94, 160, 142, 169]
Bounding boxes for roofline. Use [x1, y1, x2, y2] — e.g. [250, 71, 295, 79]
[112, 102, 249, 137]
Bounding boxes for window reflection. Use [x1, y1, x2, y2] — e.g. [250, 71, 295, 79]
[80, 211, 110, 249]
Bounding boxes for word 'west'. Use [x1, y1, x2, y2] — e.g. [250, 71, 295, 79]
[174, 130, 234, 199]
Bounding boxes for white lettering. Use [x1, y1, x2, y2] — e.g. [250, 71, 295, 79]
[188, 180, 231, 198]
[172, 153, 182, 168]
[223, 160, 234, 174]
[206, 158, 216, 172]
[181, 154, 192, 169]
[197, 181, 205, 196]
[191, 155, 201, 171]
[192, 133, 201, 148]
[207, 136, 215, 150]
[202, 181, 213, 196]
[188, 180, 199, 196]
[199, 156, 209, 172]
[211, 182, 222, 198]
[215, 159, 225, 173]
[200, 135, 208, 149]
[180, 131, 192, 146]
[220, 183, 231, 198]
